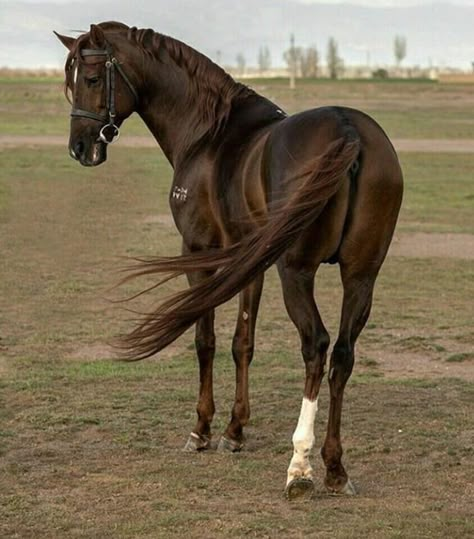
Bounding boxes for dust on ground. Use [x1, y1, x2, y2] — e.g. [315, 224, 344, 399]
[2, 134, 474, 153]
[389, 232, 474, 259]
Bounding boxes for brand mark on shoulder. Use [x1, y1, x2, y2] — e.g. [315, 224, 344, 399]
[172, 186, 188, 202]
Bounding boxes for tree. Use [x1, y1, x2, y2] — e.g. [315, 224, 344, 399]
[283, 34, 297, 89]
[236, 52, 246, 76]
[284, 47, 304, 74]
[283, 42, 320, 81]
[394, 35, 407, 67]
[257, 46, 271, 73]
[326, 37, 343, 79]
[301, 46, 319, 78]
[283, 44, 319, 79]
[372, 68, 389, 80]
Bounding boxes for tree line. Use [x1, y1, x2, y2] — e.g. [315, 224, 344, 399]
[235, 35, 407, 79]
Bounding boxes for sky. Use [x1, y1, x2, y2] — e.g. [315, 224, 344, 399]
[2, 0, 474, 69]
[7, 0, 474, 4]
[6, 0, 474, 3]
[304, 0, 474, 4]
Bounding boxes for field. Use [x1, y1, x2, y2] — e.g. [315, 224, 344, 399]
[0, 77, 473, 538]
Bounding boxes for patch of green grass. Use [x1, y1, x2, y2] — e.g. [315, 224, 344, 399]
[384, 378, 440, 389]
[446, 352, 474, 363]
[2, 78, 474, 138]
[398, 153, 474, 233]
[359, 357, 379, 368]
[0, 77, 151, 136]
[396, 336, 446, 353]
[0, 180, 10, 218]
[352, 371, 385, 383]
[246, 78, 474, 139]
[371, 108, 474, 139]
[0, 76, 64, 84]
[371, 257, 474, 331]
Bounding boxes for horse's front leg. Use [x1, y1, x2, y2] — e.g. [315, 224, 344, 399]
[218, 274, 264, 452]
[183, 266, 217, 451]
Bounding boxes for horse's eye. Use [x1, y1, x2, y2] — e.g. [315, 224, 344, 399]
[86, 76, 100, 87]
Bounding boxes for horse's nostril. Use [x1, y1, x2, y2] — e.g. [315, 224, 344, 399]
[75, 141, 85, 156]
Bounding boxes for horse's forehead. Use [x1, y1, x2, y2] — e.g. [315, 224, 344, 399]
[74, 38, 107, 65]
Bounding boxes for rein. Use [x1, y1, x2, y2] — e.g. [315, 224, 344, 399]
[71, 44, 138, 144]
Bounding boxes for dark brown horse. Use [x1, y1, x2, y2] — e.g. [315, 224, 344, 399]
[55, 22, 403, 500]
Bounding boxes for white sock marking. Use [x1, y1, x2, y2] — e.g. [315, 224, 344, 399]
[287, 397, 318, 484]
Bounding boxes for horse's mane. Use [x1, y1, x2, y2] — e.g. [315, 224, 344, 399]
[64, 21, 255, 141]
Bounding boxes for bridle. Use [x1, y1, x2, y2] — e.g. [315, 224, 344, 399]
[71, 43, 139, 144]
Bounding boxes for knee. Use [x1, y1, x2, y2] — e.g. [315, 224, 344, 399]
[301, 330, 330, 363]
[195, 334, 215, 358]
[232, 335, 254, 364]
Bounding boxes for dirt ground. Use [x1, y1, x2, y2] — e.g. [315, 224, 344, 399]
[2, 134, 474, 152]
[1, 121, 473, 537]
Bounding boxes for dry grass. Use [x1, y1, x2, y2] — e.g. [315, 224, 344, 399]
[1, 81, 473, 538]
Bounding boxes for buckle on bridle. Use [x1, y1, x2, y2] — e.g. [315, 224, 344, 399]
[98, 123, 120, 144]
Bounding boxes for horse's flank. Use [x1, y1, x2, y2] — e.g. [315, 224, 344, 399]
[119, 138, 360, 360]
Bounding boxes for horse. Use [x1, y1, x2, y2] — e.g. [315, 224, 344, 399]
[55, 21, 403, 500]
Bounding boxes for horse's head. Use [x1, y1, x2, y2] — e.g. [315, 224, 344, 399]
[55, 24, 138, 166]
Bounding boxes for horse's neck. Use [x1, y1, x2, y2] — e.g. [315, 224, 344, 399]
[136, 53, 228, 168]
[137, 78, 198, 166]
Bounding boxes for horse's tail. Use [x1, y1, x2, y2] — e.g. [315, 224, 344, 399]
[120, 136, 360, 360]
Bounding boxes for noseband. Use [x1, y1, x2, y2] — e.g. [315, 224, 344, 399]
[71, 44, 138, 144]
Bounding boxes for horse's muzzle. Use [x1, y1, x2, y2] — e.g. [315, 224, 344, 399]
[69, 138, 107, 167]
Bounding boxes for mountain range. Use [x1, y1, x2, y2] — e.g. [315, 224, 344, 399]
[1, 0, 473, 69]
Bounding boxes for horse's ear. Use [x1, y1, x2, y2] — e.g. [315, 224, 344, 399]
[89, 24, 106, 48]
[54, 31, 76, 51]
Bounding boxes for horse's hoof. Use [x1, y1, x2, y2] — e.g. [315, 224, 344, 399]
[341, 478, 357, 495]
[183, 432, 212, 452]
[285, 478, 315, 501]
[217, 436, 243, 453]
[326, 478, 357, 496]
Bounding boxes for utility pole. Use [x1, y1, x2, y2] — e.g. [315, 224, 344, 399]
[290, 34, 296, 90]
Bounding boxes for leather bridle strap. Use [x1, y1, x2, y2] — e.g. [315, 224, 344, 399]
[71, 108, 106, 122]
[70, 45, 138, 144]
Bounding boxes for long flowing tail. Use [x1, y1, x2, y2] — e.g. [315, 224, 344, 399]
[119, 136, 360, 359]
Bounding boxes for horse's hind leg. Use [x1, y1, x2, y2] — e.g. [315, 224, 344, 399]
[278, 261, 330, 500]
[320, 135, 402, 492]
[183, 268, 217, 451]
[321, 264, 378, 493]
[218, 274, 264, 452]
